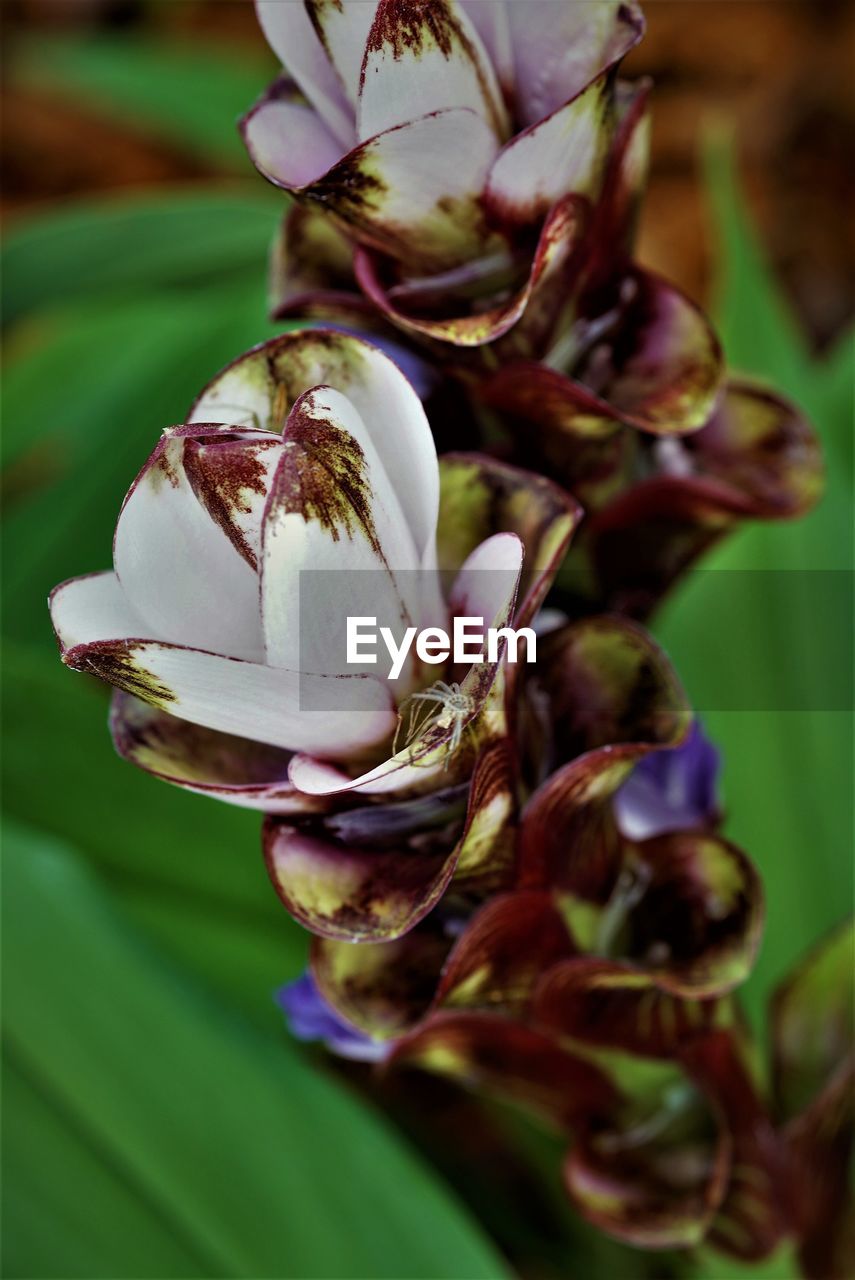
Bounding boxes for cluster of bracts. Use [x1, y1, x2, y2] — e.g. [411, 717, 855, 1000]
[49, 2, 850, 1270]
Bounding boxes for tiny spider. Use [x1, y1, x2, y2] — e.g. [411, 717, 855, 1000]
[393, 680, 475, 769]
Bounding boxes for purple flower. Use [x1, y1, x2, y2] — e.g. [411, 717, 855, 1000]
[613, 721, 720, 840]
[276, 972, 389, 1063]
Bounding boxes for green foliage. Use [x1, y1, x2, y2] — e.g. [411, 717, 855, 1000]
[10, 33, 275, 168]
[3, 821, 507, 1279]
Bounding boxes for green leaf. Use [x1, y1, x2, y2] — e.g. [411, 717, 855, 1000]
[3, 1054, 208, 1279]
[693, 1242, 801, 1280]
[1, 642, 307, 1025]
[2, 284, 290, 645]
[2, 189, 281, 328]
[2, 819, 509, 1279]
[10, 33, 275, 168]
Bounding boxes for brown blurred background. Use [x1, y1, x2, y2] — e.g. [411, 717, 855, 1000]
[2, 0, 853, 350]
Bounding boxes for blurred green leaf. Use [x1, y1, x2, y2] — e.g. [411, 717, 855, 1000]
[10, 33, 275, 168]
[694, 1243, 800, 1280]
[1, 643, 306, 1025]
[3, 1056, 208, 1279]
[2, 189, 281, 328]
[2, 284, 289, 644]
[655, 137, 853, 1030]
[2, 819, 509, 1279]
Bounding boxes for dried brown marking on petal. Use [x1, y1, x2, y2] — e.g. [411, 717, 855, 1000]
[69, 642, 176, 709]
[276, 407, 382, 555]
[113, 691, 291, 785]
[305, 0, 345, 58]
[148, 437, 182, 493]
[362, 0, 504, 136]
[184, 438, 278, 569]
[306, 156, 386, 225]
[265, 331, 370, 424]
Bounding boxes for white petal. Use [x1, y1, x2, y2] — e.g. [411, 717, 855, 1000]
[189, 330, 440, 568]
[255, 0, 356, 148]
[289, 749, 445, 797]
[460, 0, 513, 101]
[64, 637, 395, 757]
[305, 0, 377, 108]
[260, 385, 432, 679]
[358, 0, 508, 142]
[113, 430, 265, 661]
[486, 77, 612, 226]
[507, 0, 643, 126]
[449, 532, 523, 634]
[50, 571, 153, 651]
[242, 98, 345, 187]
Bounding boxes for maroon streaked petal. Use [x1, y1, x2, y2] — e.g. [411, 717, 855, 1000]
[181, 433, 282, 571]
[358, 0, 508, 142]
[263, 817, 459, 942]
[564, 1086, 731, 1250]
[437, 890, 574, 1014]
[354, 192, 586, 347]
[268, 741, 516, 938]
[771, 917, 854, 1123]
[447, 737, 518, 892]
[505, 0, 644, 127]
[61, 636, 395, 757]
[255, 2, 355, 149]
[519, 747, 635, 901]
[320, 109, 501, 273]
[682, 1032, 791, 1261]
[570, 267, 724, 436]
[519, 619, 690, 900]
[624, 833, 764, 998]
[584, 381, 825, 618]
[585, 78, 652, 288]
[310, 922, 453, 1040]
[690, 380, 824, 520]
[477, 360, 632, 505]
[113, 428, 271, 662]
[259, 384, 427, 677]
[534, 616, 691, 770]
[269, 205, 357, 315]
[189, 329, 440, 569]
[437, 453, 583, 627]
[388, 1010, 619, 1129]
[485, 74, 613, 229]
[533, 957, 721, 1058]
[108, 690, 323, 815]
